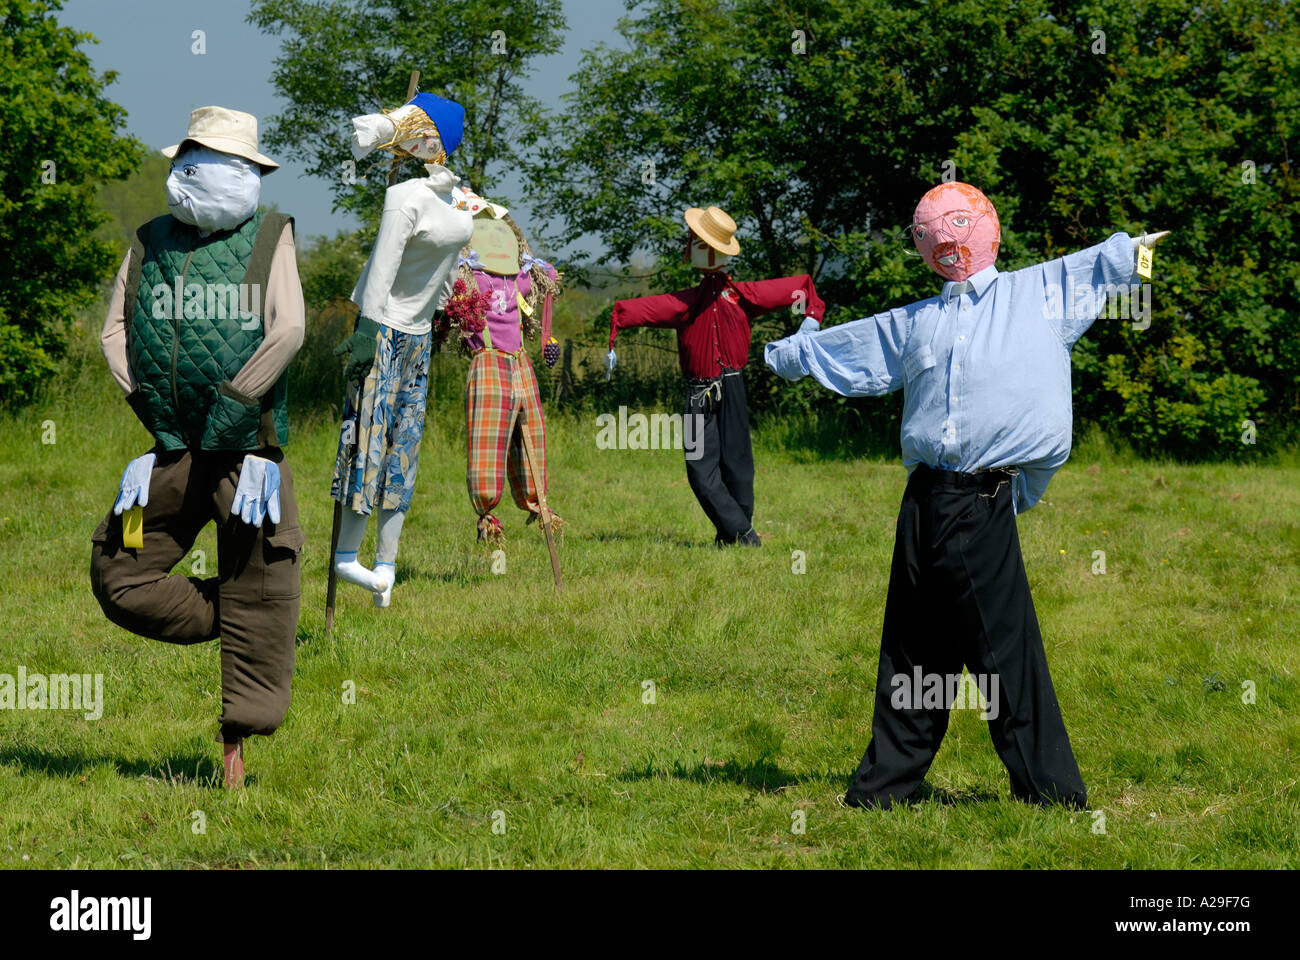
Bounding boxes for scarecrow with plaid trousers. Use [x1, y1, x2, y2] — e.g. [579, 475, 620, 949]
[441, 204, 562, 544]
[608, 205, 824, 545]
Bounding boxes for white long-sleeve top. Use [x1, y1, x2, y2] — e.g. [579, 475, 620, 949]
[351, 164, 474, 334]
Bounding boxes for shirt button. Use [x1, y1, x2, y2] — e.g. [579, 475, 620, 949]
[963, 305, 969, 311]
[959, 335, 965, 341]
[955, 364, 961, 371]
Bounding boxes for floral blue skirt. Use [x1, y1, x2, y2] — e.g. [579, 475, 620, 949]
[330, 324, 431, 514]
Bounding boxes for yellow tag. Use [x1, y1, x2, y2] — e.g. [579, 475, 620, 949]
[516, 290, 534, 317]
[1136, 244, 1153, 280]
[122, 505, 144, 549]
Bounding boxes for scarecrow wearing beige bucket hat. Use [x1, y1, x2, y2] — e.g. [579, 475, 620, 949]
[608, 205, 826, 545]
[92, 106, 306, 788]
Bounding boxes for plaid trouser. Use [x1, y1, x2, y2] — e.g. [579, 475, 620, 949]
[465, 348, 547, 517]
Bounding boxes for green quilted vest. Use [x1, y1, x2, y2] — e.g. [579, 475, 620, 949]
[122, 210, 293, 451]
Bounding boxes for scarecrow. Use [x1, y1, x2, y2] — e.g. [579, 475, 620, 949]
[608, 206, 824, 545]
[91, 106, 305, 788]
[328, 92, 475, 609]
[441, 202, 564, 578]
[765, 181, 1170, 809]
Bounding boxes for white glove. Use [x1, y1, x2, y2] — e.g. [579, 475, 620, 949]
[231, 455, 281, 527]
[113, 452, 156, 515]
[798, 316, 821, 333]
[1132, 230, 1171, 250]
[605, 349, 617, 381]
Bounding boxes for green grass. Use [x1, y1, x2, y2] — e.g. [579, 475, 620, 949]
[1, 363, 1297, 869]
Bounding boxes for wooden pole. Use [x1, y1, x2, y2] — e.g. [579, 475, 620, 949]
[519, 422, 562, 589]
[326, 68, 421, 636]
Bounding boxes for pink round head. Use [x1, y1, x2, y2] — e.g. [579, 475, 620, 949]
[911, 182, 1001, 281]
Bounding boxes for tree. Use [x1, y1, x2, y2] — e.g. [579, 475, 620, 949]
[528, 0, 1300, 457]
[0, 0, 143, 406]
[247, 0, 566, 226]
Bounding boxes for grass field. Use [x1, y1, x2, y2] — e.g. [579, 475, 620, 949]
[1, 359, 1297, 869]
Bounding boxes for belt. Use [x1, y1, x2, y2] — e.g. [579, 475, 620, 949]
[686, 368, 742, 405]
[910, 463, 1019, 497]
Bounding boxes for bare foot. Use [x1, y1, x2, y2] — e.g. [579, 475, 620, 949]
[223, 740, 244, 789]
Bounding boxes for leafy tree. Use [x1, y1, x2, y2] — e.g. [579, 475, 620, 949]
[94, 152, 170, 258]
[0, 0, 143, 405]
[297, 230, 368, 312]
[529, 0, 1299, 457]
[247, 0, 566, 226]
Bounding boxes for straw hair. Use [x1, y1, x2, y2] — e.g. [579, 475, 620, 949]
[377, 105, 447, 165]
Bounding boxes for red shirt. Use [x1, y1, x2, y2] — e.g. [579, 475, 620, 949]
[610, 271, 825, 380]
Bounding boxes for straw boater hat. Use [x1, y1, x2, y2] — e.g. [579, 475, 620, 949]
[162, 106, 279, 173]
[684, 205, 741, 256]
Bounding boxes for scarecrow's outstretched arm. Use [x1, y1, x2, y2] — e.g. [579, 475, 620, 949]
[1035, 231, 1169, 348]
[608, 289, 694, 350]
[733, 273, 826, 328]
[764, 303, 915, 398]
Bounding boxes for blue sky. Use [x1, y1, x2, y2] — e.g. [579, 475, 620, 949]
[60, 0, 627, 246]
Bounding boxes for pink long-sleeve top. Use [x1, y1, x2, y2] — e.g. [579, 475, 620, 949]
[468, 265, 557, 353]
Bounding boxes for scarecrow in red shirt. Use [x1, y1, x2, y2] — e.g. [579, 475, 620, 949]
[609, 206, 824, 545]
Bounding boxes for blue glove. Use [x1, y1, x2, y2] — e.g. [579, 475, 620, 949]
[798, 316, 821, 334]
[113, 452, 156, 515]
[231, 455, 281, 527]
[605, 349, 617, 381]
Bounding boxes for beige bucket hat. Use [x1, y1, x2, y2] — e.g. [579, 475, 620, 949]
[162, 106, 279, 173]
[683, 205, 740, 256]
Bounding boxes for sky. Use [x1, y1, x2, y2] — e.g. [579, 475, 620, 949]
[59, 0, 628, 247]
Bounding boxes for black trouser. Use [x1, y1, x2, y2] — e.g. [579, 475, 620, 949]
[845, 464, 1087, 809]
[683, 370, 754, 541]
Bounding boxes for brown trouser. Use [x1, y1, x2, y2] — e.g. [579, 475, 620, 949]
[90, 447, 304, 741]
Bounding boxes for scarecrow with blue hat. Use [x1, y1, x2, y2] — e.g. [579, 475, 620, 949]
[328, 92, 475, 609]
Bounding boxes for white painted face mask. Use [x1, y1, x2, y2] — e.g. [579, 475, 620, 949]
[688, 233, 732, 272]
[166, 145, 262, 234]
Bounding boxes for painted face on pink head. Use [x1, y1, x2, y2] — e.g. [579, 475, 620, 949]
[911, 182, 1001, 282]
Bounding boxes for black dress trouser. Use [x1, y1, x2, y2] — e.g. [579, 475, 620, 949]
[683, 370, 754, 541]
[844, 464, 1087, 809]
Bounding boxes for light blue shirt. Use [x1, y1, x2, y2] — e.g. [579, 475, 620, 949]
[765, 233, 1136, 512]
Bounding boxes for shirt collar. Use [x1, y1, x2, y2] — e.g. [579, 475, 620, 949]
[942, 264, 999, 302]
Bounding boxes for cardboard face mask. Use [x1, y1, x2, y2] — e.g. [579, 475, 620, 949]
[686, 231, 732, 272]
[471, 217, 520, 276]
[911, 182, 1000, 282]
[399, 129, 444, 163]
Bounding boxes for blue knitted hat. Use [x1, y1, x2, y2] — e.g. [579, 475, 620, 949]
[407, 93, 465, 157]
